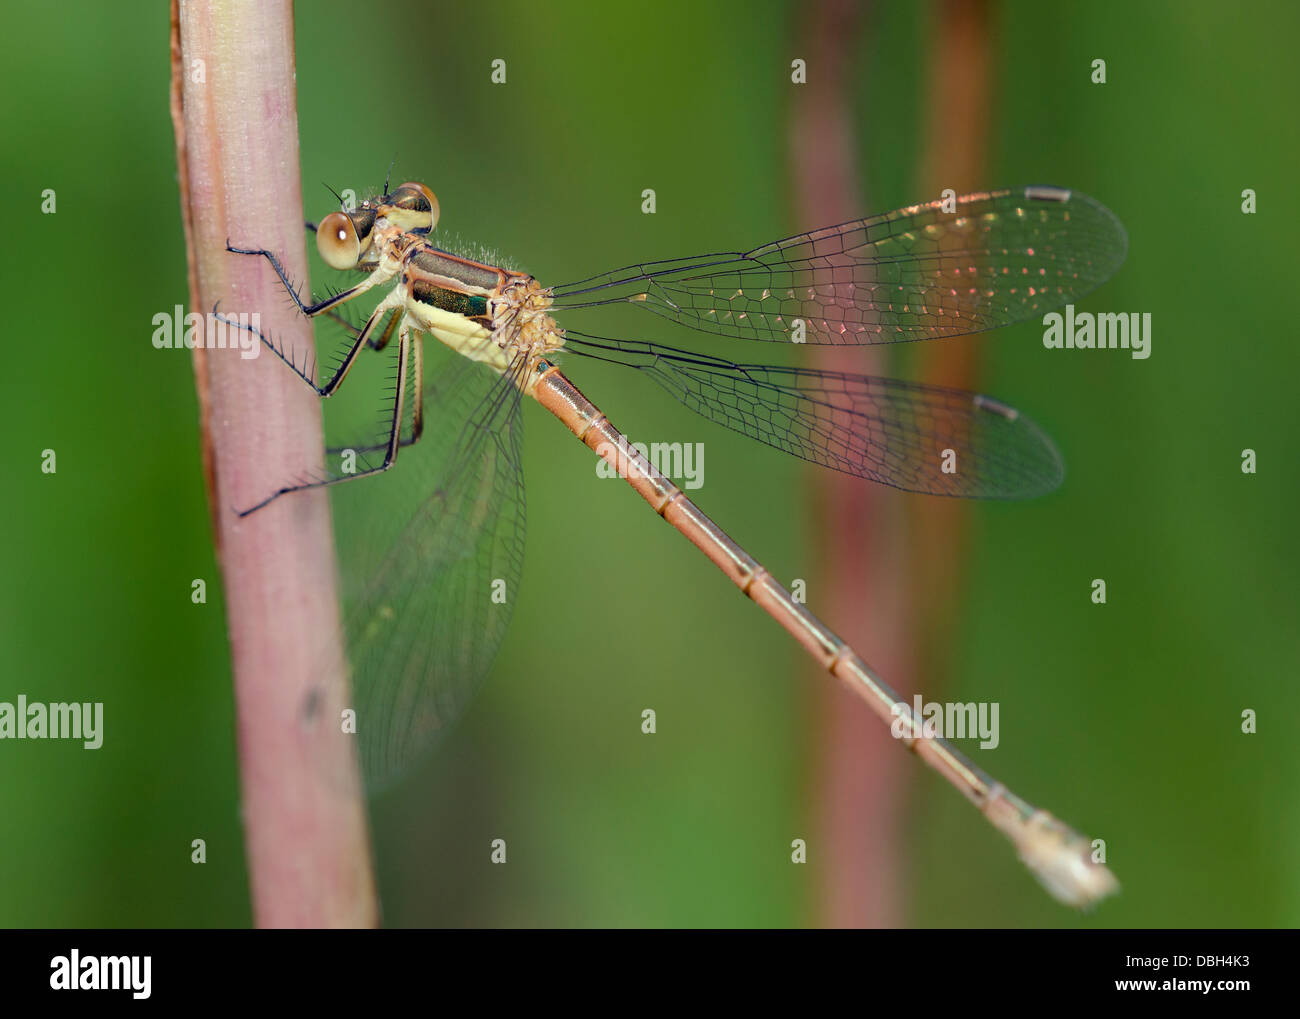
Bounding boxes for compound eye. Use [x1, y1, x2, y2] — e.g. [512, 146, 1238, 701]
[317, 211, 360, 269]
[393, 181, 440, 231]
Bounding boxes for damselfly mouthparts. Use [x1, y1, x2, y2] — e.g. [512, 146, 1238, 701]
[221, 181, 1127, 906]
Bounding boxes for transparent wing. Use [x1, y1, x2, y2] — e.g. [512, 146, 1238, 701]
[328, 344, 527, 789]
[565, 334, 1062, 499]
[552, 186, 1127, 346]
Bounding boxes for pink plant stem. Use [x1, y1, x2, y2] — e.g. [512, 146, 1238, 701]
[170, 0, 377, 927]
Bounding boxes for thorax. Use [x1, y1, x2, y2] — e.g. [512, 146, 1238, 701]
[399, 242, 565, 376]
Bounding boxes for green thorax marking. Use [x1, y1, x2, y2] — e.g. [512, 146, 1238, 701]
[410, 280, 489, 320]
[406, 247, 506, 323]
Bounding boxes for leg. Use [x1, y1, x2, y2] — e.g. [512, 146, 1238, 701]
[213, 287, 403, 395]
[226, 238, 394, 317]
[237, 322, 412, 517]
[366, 305, 402, 352]
[324, 325, 424, 455]
[406, 321, 424, 443]
[314, 290, 406, 396]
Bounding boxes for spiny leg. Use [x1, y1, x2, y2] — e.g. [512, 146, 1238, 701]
[367, 305, 402, 353]
[237, 323, 412, 517]
[326, 324, 424, 456]
[313, 290, 406, 396]
[213, 287, 403, 396]
[407, 322, 424, 442]
[226, 238, 393, 318]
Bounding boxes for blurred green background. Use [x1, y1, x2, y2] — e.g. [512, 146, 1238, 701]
[1, 0, 1296, 928]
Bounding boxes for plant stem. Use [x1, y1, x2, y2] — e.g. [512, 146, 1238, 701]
[170, 0, 377, 928]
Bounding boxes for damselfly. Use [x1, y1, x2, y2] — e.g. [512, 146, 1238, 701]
[221, 180, 1127, 906]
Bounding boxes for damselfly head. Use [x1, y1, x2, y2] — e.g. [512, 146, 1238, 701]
[380, 181, 440, 235]
[317, 205, 377, 270]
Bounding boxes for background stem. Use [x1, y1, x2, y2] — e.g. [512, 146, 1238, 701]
[910, 0, 991, 682]
[791, 0, 908, 929]
[170, 0, 377, 928]
[792, 0, 991, 927]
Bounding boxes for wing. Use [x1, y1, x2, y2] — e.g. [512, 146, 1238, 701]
[565, 334, 1062, 499]
[328, 344, 527, 789]
[552, 186, 1127, 346]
